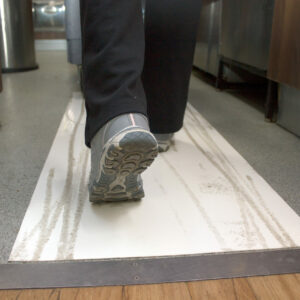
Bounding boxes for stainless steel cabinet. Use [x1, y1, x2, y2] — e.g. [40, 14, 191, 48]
[220, 0, 275, 71]
[193, 0, 220, 76]
[193, 0, 246, 82]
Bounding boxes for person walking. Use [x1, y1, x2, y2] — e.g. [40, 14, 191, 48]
[80, 0, 201, 203]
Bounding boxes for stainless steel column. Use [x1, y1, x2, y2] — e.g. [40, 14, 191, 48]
[0, 0, 38, 72]
[277, 84, 300, 136]
[65, 0, 81, 65]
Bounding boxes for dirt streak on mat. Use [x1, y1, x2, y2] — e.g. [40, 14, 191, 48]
[185, 105, 295, 247]
[161, 154, 229, 250]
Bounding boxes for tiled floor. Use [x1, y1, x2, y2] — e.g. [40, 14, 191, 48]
[9, 93, 300, 261]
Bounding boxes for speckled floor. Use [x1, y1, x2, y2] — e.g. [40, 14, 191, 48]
[0, 51, 78, 263]
[0, 51, 299, 263]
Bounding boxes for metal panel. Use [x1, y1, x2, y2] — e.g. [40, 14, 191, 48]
[193, 0, 246, 82]
[0, 0, 37, 71]
[278, 84, 300, 137]
[194, 0, 221, 76]
[33, 1, 65, 32]
[221, 0, 275, 71]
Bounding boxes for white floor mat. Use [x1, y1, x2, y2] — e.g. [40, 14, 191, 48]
[9, 93, 300, 261]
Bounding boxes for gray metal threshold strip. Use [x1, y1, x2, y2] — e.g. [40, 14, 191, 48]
[1, 248, 300, 290]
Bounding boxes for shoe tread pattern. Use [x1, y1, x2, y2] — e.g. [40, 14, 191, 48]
[90, 130, 158, 203]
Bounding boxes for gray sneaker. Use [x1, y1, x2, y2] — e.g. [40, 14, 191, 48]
[154, 133, 174, 152]
[89, 113, 158, 203]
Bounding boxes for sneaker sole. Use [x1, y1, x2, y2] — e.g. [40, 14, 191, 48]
[89, 129, 158, 203]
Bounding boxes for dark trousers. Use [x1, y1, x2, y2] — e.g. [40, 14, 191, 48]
[80, 0, 201, 147]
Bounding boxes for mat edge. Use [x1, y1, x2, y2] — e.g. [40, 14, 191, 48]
[1, 248, 300, 290]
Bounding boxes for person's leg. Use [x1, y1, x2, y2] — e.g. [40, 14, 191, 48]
[80, 0, 158, 203]
[80, 0, 147, 148]
[142, 0, 201, 135]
